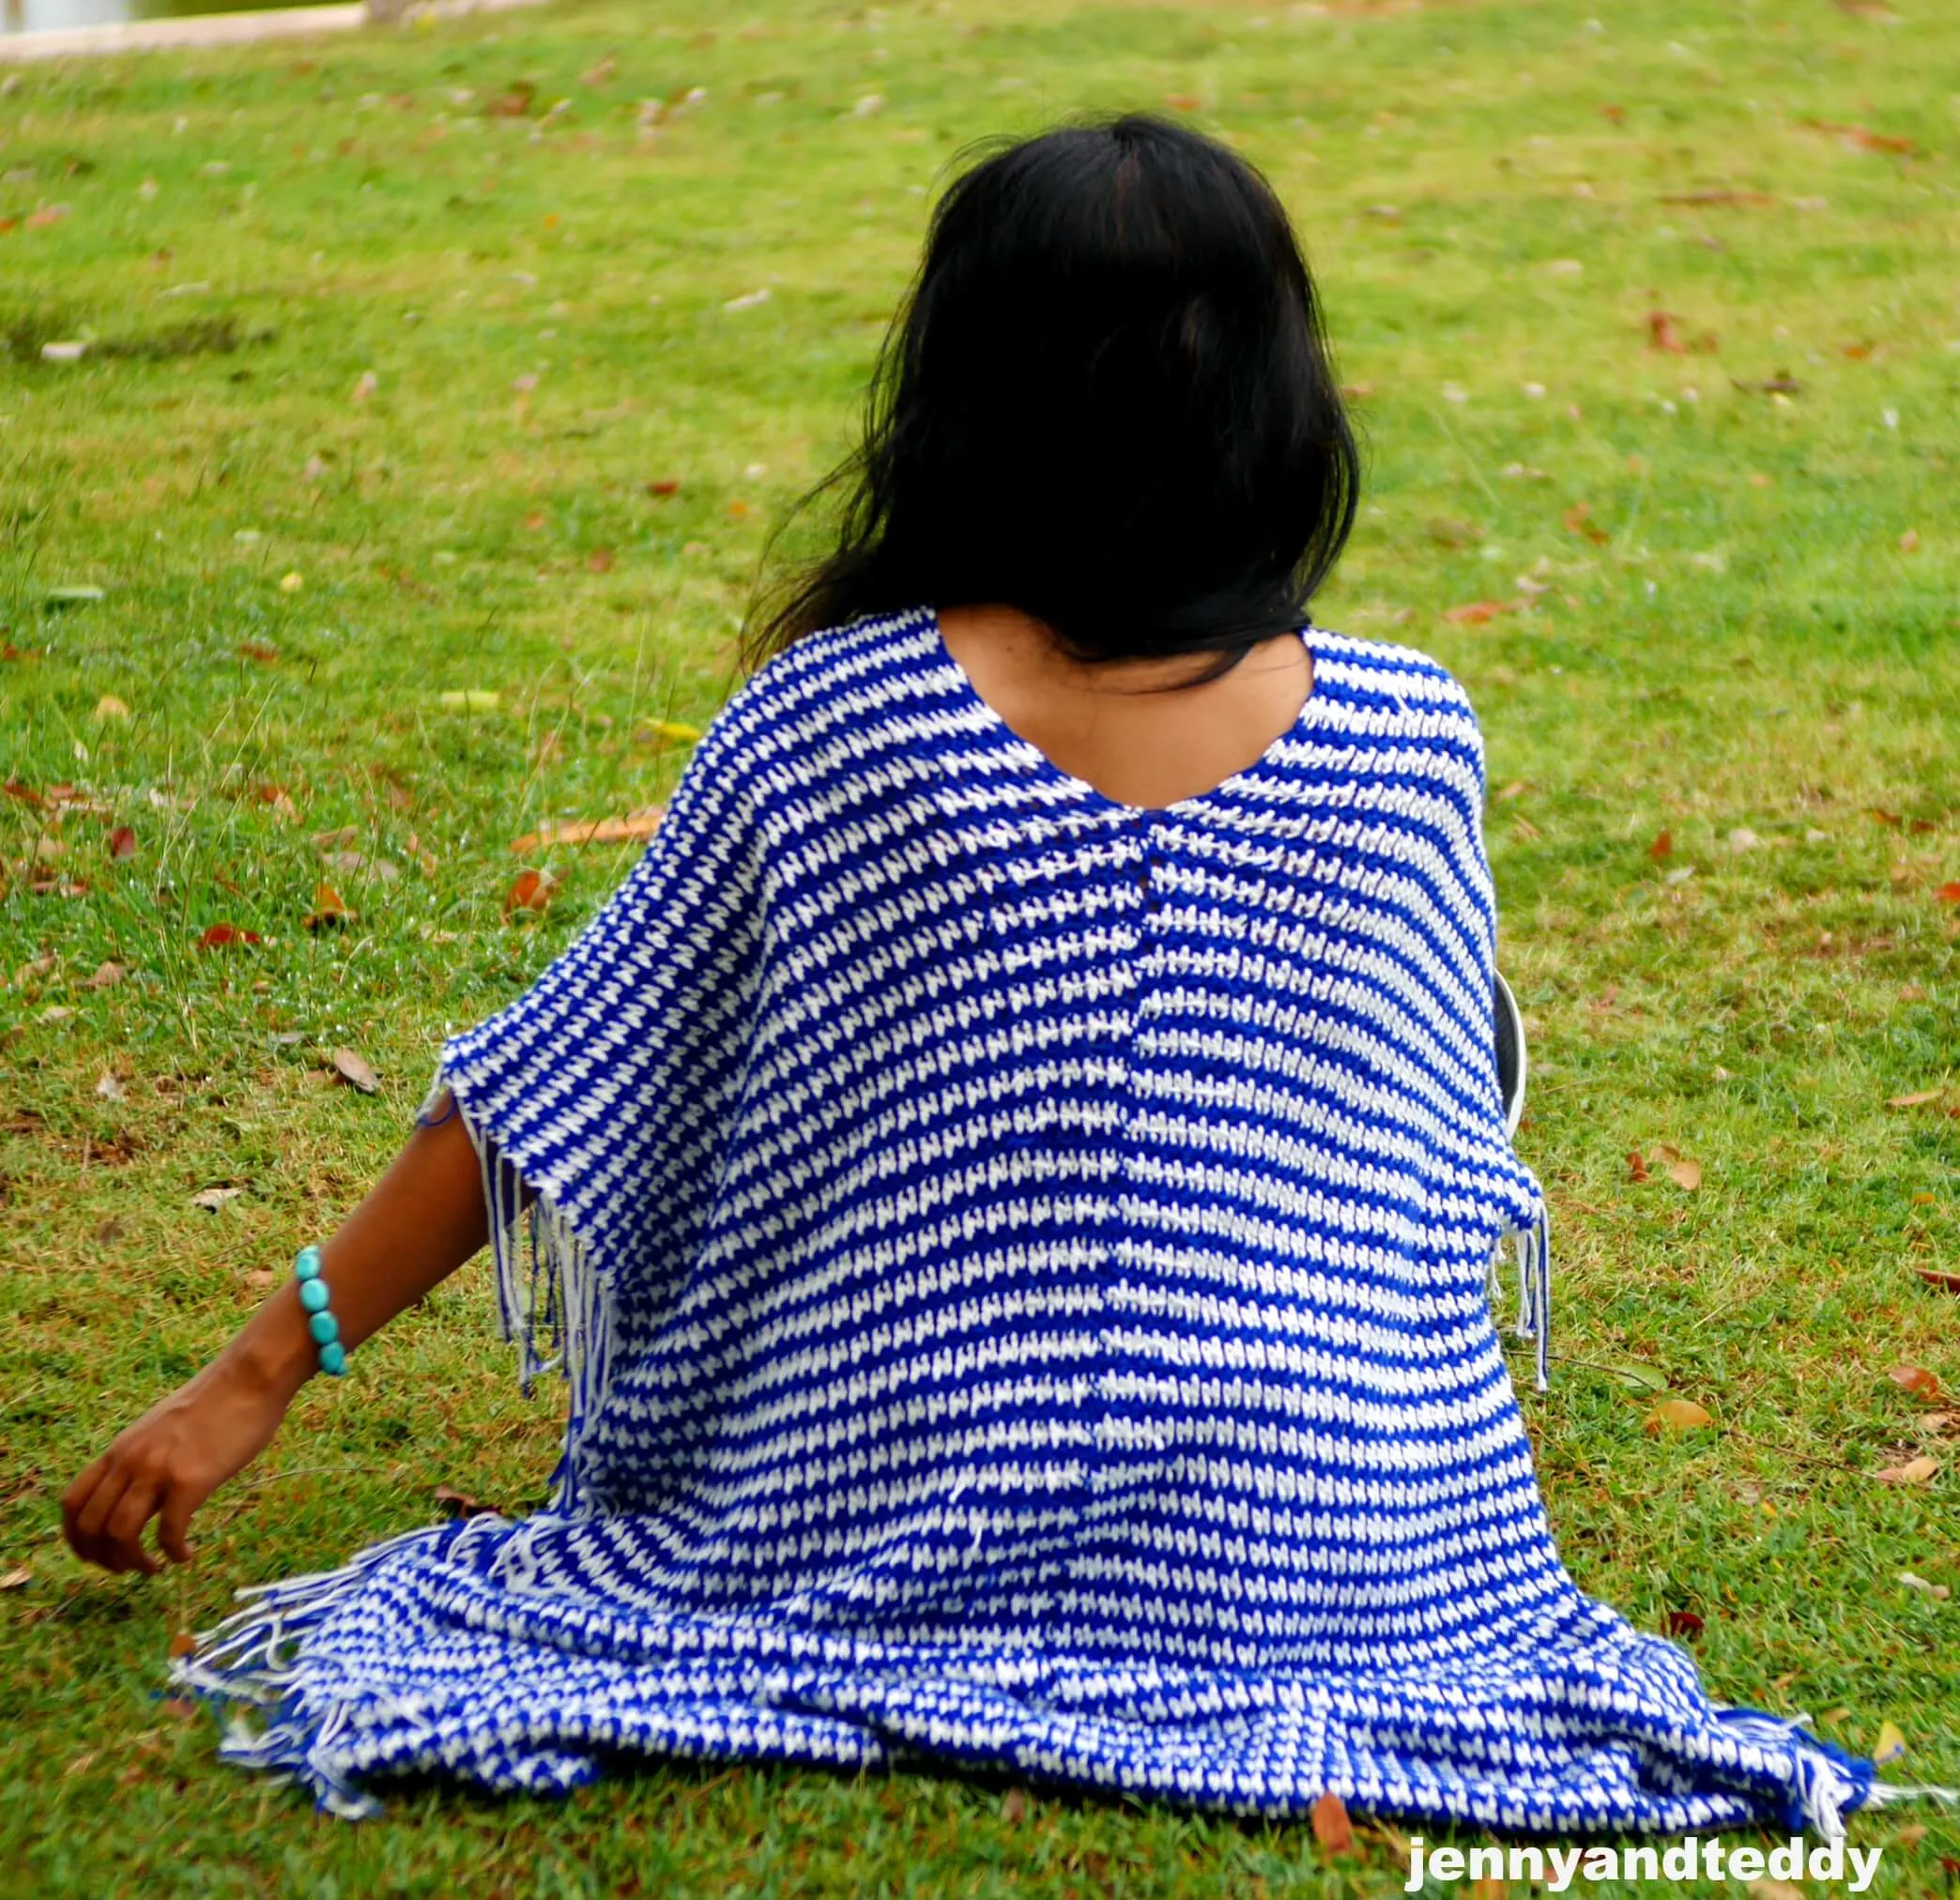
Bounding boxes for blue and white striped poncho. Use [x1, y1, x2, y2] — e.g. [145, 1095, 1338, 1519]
[181, 608, 1891, 1834]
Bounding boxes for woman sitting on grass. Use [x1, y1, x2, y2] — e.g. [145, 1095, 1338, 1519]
[63, 114, 1903, 1837]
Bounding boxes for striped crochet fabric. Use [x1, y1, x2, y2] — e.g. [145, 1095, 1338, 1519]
[179, 607, 1882, 1833]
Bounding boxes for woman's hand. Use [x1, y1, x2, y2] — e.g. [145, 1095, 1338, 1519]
[61, 1103, 492, 1578]
[62, 1353, 296, 1574]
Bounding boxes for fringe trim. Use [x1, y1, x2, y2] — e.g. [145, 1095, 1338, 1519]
[1711, 1708, 1960, 1840]
[169, 1521, 459, 1820]
[443, 1065, 616, 1512]
[1491, 1201, 1553, 1392]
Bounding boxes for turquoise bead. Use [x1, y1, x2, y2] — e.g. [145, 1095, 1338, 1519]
[317, 1341, 348, 1377]
[295, 1246, 323, 1281]
[299, 1278, 330, 1314]
[308, 1310, 340, 1346]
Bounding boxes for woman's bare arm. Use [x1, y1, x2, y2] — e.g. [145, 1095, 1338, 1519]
[62, 1095, 491, 1576]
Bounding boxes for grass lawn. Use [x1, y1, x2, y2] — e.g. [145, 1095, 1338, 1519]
[3, 0, 1956, 1891]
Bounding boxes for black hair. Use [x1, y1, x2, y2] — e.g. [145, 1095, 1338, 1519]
[743, 113, 1358, 689]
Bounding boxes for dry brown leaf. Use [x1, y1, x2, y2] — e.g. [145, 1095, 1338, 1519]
[1310, 1789, 1355, 1856]
[1799, 117, 1916, 156]
[1888, 1091, 1943, 1110]
[0, 1566, 30, 1590]
[508, 808, 665, 855]
[86, 960, 124, 988]
[167, 1631, 197, 1659]
[433, 1483, 495, 1518]
[1646, 1398, 1714, 1433]
[1647, 310, 1688, 354]
[304, 882, 353, 932]
[1648, 829, 1674, 861]
[504, 868, 559, 916]
[1890, 1365, 1945, 1402]
[1442, 600, 1508, 625]
[1627, 1150, 1650, 1184]
[1667, 1157, 1703, 1191]
[331, 1047, 380, 1095]
[1875, 1720, 1906, 1761]
[1937, 882, 1960, 905]
[190, 1187, 241, 1211]
[197, 923, 261, 950]
[109, 825, 136, 860]
[1920, 1268, 1960, 1295]
[1563, 501, 1609, 544]
[1873, 1456, 1937, 1486]
[1001, 1787, 1028, 1825]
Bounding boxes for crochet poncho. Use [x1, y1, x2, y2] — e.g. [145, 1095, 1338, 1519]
[180, 608, 1885, 1834]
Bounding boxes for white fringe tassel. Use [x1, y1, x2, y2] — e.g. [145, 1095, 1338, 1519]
[1490, 1201, 1553, 1392]
[454, 1073, 616, 1512]
[1715, 1709, 1960, 1840]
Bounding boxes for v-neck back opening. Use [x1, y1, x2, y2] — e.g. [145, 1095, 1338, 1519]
[921, 605, 1325, 820]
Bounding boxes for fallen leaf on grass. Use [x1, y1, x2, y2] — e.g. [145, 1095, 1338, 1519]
[237, 639, 278, 664]
[504, 868, 559, 916]
[331, 1047, 379, 1095]
[190, 1187, 241, 1211]
[1899, 1571, 1951, 1601]
[1001, 1788, 1028, 1825]
[95, 1072, 124, 1102]
[1662, 1608, 1704, 1640]
[243, 1269, 277, 1290]
[486, 79, 537, 117]
[1873, 1456, 1938, 1486]
[1649, 830, 1674, 861]
[159, 1697, 198, 1721]
[1512, 814, 1541, 842]
[351, 370, 378, 404]
[1918, 1268, 1960, 1296]
[197, 924, 261, 950]
[1874, 1721, 1907, 1762]
[1891, 1365, 1946, 1402]
[86, 961, 123, 988]
[1627, 1150, 1651, 1184]
[1608, 1361, 1669, 1394]
[1310, 1790, 1355, 1857]
[167, 1631, 197, 1660]
[1888, 1091, 1943, 1110]
[1658, 188, 1775, 207]
[1666, 1157, 1702, 1191]
[433, 1483, 496, 1518]
[1799, 117, 1916, 156]
[1647, 310, 1688, 354]
[1563, 502, 1609, 544]
[586, 547, 615, 574]
[1646, 1398, 1714, 1433]
[94, 695, 130, 722]
[109, 825, 136, 860]
[1937, 882, 1960, 905]
[303, 882, 352, 931]
[1442, 600, 1508, 624]
[508, 808, 664, 854]
[0, 1567, 30, 1590]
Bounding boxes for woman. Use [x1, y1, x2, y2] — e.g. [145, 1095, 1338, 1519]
[62, 114, 1905, 1838]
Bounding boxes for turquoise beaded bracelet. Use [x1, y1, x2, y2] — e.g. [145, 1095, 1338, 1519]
[293, 1244, 348, 1377]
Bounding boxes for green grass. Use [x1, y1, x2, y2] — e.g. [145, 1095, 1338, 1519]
[2, 0, 1956, 1892]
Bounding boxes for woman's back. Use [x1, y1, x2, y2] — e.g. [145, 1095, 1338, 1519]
[937, 605, 1314, 813]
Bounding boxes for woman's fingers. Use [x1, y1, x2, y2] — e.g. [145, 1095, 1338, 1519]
[71, 1461, 135, 1553]
[60, 1457, 110, 1557]
[157, 1486, 200, 1567]
[102, 1477, 165, 1575]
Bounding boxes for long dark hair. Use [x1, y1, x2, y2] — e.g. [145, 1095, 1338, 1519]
[743, 113, 1359, 689]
